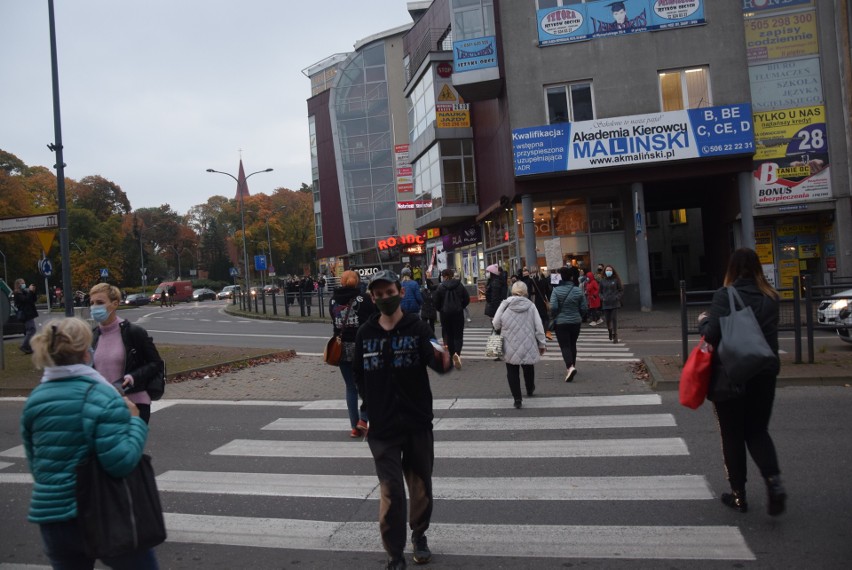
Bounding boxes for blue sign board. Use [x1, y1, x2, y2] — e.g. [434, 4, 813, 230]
[100, 268, 108, 278]
[38, 258, 53, 278]
[254, 255, 267, 271]
[229, 267, 239, 277]
[452, 36, 498, 73]
[537, 0, 706, 46]
[513, 103, 754, 176]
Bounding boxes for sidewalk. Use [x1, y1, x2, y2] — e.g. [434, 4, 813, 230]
[163, 298, 851, 402]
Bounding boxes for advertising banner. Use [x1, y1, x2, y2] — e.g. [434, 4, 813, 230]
[742, 0, 813, 14]
[452, 36, 498, 73]
[537, 0, 704, 46]
[395, 144, 413, 193]
[749, 57, 822, 111]
[434, 81, 470, 128]
[512, 103, 753, 176]
[752, 105, 831, 206]
[744, 9, 818, 63]
[397, 201, 432, 210]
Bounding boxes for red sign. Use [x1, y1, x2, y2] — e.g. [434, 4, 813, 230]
[826, 257, 837, 272]
[436, 61, 453, 78]
[377, 234, 426, 250]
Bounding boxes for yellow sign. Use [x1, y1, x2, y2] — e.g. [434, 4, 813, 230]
[745, 10, 818, 64]
[437, 84, 457, 102]
[778, 259, 799, 299]
[753, 106, 824, 162]
[755, 230, 774, 263]
[776, 223, 818, 236]
[36, 231, 56, 254]
[436, 103, 471, 128]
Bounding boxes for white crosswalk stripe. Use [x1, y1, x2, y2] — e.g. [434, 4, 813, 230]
[2, 395, 756, 563]
[154, 395, 752, 562]
[456, 327, 639, 362]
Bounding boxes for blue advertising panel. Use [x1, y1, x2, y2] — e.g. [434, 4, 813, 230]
[513, 103, 754, 176]
[254, 255, 267, 271]
[452, 36, 498, 72]
[538, 7, 591, 45]
[741, 0, 812, 13]
[587, 0, 648, 37]
[537, 0, 705, 46]
[648, 0, 705, 29]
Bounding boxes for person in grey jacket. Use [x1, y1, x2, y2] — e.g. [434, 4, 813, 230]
[492, 281, 546, 409]
[599, 264, 624, 343]
[698, 248, 785, 517]
[20, 317, 155, 568]
[550, 266, 588, 383]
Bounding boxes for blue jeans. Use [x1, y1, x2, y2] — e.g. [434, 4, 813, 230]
[339, 361, 367, 429]
[21, 318, 36, 351]
[39, 519, 158, 569]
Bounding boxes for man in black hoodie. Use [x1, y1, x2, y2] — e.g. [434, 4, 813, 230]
[354, 270, 446, 569]
[433, 268, 470, 370]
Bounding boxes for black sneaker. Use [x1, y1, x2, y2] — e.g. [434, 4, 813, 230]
[412, 535, 431, 564]
[386, 557, 407, 569]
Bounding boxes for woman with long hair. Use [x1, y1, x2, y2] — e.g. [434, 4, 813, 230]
[90, 283, 164, 424]
[599, 264, 623, 343]
[549, 266, 588, 383]
[21, 317, 156, 568]
[329, 270, 377, 437]
[698, 248, 786, 516]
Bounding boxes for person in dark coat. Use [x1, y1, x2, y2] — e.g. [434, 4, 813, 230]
[13, 278, 39, 354]
[329, 270, 377, 438]
[529, 269, 553, 340]
[300, 275, 315, 315]
[483, 264, 506, 321]
[698, 248, 785, 517]
[599, 265, 623, 343]
[419, 279, 438, 334]
[433, 268, 470, 370]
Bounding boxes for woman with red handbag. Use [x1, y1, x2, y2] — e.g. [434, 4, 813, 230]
[698, 248, 785, 517]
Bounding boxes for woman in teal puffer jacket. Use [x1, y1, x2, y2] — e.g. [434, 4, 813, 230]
[20, 317, 157, 569]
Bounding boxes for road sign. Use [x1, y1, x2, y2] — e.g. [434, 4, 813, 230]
[38, 258, 53, 278]
[0, 212, 59, 234]
[229, 267, 239, 277]
[254, 255, 267, 271]
[100, 268, 108, 278]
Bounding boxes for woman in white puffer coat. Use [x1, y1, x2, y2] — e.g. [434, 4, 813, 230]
[492, 281, 547, 409]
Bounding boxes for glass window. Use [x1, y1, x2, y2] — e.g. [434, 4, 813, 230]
[452, 0, 495, 40]
[659, 67, 711, 111]
[546, 81, 594, 124]
[408, 69, 435, 141]
[588, 195, 623, 233]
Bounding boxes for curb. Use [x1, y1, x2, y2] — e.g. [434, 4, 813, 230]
[223, 305, 330, 324]
[643, 357, 678, 391]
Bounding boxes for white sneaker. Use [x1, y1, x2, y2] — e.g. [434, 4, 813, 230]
[564, 366, 577, 383]
[589, 320, 598, 327]
[453, 353, 462, 370]
[597, 318, 604, 325]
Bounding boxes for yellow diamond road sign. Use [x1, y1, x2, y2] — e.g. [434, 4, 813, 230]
[437, 84, 456, 102]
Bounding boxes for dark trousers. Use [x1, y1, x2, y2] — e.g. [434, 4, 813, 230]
[21, 318, 36, 351]
[39, 519, 158, 569]
[368, 430, 434, 560]
[440, 311, 465, 356]
[555, 322, 581, 368]
[713, 373, 781, 491]
[506, 363, 535, 401]
[604, 308, 618, 336]
[423, 318, 436, 335]
[136, 404, 151, 425]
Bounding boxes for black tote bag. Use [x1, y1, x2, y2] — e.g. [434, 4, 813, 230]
[75, 384, 166, 558]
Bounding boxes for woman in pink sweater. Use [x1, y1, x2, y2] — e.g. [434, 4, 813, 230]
[89, 283, 164, 423]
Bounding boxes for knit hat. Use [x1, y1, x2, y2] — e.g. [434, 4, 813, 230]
[486, 264, 499, 276]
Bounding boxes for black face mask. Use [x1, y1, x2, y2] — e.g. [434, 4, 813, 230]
[375, 295, 401, 316]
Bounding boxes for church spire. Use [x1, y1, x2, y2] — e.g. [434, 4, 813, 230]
[236, 159, 250, 200]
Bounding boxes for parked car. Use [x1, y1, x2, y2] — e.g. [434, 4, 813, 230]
[263, 284, 280, 295]
[192, 288, 217, 302]
[817, 288, 852, 344]
[217, 285, 241, 300]
[124, 293, 150, 306]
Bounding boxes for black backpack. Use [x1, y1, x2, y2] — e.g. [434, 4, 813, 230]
[441, 284, 463, 314]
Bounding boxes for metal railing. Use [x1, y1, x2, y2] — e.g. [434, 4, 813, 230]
[679, 275, 852, 365]
[235, 289, 327, 318]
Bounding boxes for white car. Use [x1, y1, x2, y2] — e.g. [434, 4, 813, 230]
[817, 288, 852, 344]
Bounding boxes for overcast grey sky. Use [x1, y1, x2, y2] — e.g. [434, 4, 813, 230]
[1, 1, 413, 215]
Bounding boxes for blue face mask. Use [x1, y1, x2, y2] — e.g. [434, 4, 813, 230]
[90, 305, 110, 323]
[605, 270, 613, 278]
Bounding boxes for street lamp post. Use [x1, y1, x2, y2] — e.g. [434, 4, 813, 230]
[206, 167, 273, 292]
[137, 223, 159, 294]
[264, 205, 286, 283]
[169, 245, 181, 280]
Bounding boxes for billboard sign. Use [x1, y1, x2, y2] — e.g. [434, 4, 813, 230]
[513, 103, 754, 176]
[752, 105, 831, 206]
[749, 57, 822, 111]
[537, 0, 705, 46]
[452, 36, 498, 73]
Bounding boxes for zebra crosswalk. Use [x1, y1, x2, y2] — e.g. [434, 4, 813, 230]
[457, 326, 638, 362]
[0, 393, 757, 566]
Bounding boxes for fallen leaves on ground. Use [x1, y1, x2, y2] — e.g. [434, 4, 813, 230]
[631, 360, 651, 382]
[168, 350, 297, 383]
